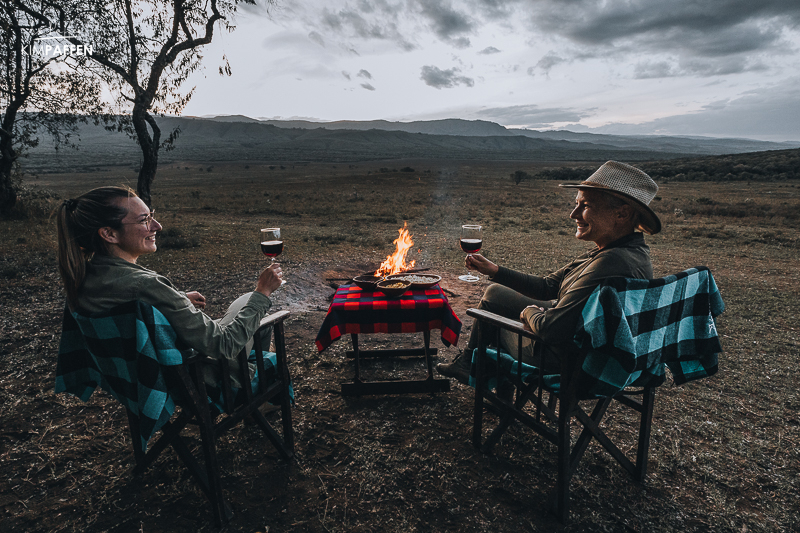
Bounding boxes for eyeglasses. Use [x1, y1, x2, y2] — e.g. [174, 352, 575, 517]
[123, 210, 157, 227]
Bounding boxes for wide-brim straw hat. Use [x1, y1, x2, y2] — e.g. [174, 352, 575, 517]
[560, 160, 661, 235]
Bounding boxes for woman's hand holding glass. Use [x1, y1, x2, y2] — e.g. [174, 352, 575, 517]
[260, 227, 286, 287]
[256, 263, 283, 297]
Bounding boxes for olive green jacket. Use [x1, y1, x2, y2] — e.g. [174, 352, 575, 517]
[76, 254, 271, 386]
[491, 232, 653, 368]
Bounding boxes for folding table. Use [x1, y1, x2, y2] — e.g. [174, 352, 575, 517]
[315, 284, 461, 395]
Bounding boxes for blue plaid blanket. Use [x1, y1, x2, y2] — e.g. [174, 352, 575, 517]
[573, 266, 724, 397]
[468, 347, 561, 392]
[55, 301, 285, 450]
[469, 267, 724, 399]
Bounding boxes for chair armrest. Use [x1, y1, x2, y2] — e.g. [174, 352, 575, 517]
[256, 310, 291, 333]
[466, 308, 542, 342]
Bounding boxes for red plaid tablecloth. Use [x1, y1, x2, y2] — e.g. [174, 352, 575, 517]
[315, 284, 462, 352]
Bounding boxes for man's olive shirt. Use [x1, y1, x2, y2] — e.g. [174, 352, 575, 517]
[490, 232, 653, 368]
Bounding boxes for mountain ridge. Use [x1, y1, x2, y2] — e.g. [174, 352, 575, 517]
[22, 115, 799, 171]
[204, 115, 800, 155]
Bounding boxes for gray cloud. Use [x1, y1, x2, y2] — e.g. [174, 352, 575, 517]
[361, 82, 376, 90]
[633, 61, 674, 79]
[527, 0, 800, 65]
[416, 0, 475, 43]
[357, 69, 373, 79]
[320, 4, 416, 51]
[451, 36, 471, 49]
[536, 52, 566, 73]
[583, 78, 800, 141]
[420, 65, 475, 89]
[635, 55, 770, 79]
[319, 0, 476, 49]
[467, 0, 522, 20]
[268, 1, 800, 85]
[474, 104, 590, 128]
[678, 56, 769, 76]
[308, 31, 325, 47]
[342, 70, 352, 80]
[265, 1, 800, 73]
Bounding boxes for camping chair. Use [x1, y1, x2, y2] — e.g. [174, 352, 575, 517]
[55, 300, 294, 526]
[469, 266, 724, 522]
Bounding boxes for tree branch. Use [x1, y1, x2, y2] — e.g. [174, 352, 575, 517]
[123, 0, 139, 88]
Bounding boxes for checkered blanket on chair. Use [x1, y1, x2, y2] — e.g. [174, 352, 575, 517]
[573, 266, 725, 397]
[56, 301, 185, 450]
[56, 301, 289, 450]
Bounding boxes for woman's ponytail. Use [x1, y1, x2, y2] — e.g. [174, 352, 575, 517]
[55, 187, 133, 309]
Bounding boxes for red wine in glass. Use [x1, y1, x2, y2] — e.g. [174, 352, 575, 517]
[460, 238, 482, 254]
[260, 227, 285, 285]
[458, 224, 482, 282]
[261, 240, 284, 258]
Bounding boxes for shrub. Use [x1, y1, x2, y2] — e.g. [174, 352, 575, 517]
[510, 170, 531, 185]
[158, 228, 200, 250]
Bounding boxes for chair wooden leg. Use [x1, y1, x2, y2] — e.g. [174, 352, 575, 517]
[569, 399, 612, 475]
[197, 418, 228, 525]
[480, 381, 540, 453]
[472, 335, 485, 449]
[554, 397, 572, 523]
[635, 388, 656, 482]
[252, 408, 293, 461]
[126, 409, 146, 475]
[171, 363, 231, 526]
[274, 321, 295, 456]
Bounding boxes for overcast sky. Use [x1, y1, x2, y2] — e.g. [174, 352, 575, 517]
[180, 0, 800, 141]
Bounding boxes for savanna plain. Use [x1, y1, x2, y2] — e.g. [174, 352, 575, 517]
[1, 160, 798, 532]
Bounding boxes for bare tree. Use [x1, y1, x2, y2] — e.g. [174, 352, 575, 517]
[0, 0, 105, 214]
[76, 0, 262, 206]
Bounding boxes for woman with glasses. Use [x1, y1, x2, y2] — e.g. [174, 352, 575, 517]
[56, 186, 283, 387]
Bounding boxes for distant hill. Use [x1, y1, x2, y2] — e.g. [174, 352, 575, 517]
[246, 117, 513, 138]
[22, 115, 800, 172]
[207, 115, 800, 156]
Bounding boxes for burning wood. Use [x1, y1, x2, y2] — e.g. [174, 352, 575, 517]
[375, 222, 416, 276]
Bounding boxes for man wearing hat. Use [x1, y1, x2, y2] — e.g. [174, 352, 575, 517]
[438, 160, 662, 383]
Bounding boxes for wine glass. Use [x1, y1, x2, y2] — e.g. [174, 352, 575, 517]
[260, 227, 285, 285]
[458, 224, 482, 282]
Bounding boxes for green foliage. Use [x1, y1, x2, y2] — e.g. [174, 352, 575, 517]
[528, 149, 800, 183]
[638, 149, 800, 182]
[532, 166, 595, 181]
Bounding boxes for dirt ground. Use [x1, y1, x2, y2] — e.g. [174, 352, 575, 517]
[1, 161, 799, 532]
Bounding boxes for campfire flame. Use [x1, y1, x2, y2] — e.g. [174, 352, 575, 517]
[375, 222, 416, 276]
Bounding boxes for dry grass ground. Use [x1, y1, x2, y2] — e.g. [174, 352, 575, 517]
[1, 160, 798, 532]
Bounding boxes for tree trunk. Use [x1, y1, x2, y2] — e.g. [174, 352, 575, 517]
[0, 159, 16, 214]
[131, 104, 160, 207]
[0, 117, 19, 214]
[136, 144, 159, 207]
